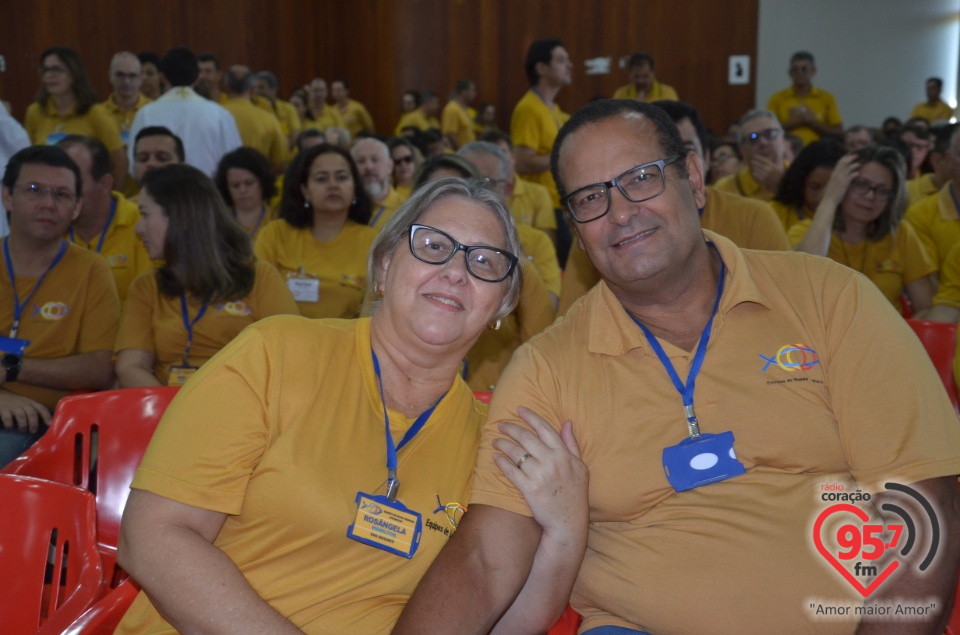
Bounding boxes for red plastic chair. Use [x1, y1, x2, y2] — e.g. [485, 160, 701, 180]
[0, 474, 105, 635]
[906, 319, 960, 415]
[547, 605, 582, 634]
[3, 387, 179, 586]
[60, 577, 141, 635]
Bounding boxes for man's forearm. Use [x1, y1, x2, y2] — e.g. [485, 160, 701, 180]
[17, 351, 114, 391]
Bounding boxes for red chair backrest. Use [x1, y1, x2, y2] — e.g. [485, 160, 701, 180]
[0, 474, 105, 635]
[906, 319, 960, 415]
[547, 605, 582, 635]
[2, 387, 179, 584]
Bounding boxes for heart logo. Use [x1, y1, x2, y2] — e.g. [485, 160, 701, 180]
[813, 504, 899, 598]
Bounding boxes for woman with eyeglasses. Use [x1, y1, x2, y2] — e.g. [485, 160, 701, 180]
[115, 177, 587, 635]
[214, 147, 278, 243]
[412, 154, 555, 392]
[254, 143, 377, 319]
[789, 145, 937, 311]
[389, 137, 422, 200]
[114, 164, 298, 388]
[25, 46, 128, 186]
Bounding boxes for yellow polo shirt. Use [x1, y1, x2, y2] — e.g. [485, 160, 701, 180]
[369, 188, 406, 232]
[611, 81, 679, 102]
[906, 173, 942, 207]
[766, 85, 843, 146]
[508, 177, 557, 231]
[511, 90, 565, 207]
[222, 98, 288, 166]
[25, 99, 124, 151]
[394, 110, 440, 135]
[909, 100, 953, 123]
[713, 166, 778, 202]
[903, 183, 960, 269]
[67, 191, 152, 301]
[304, 103, 345, 131]
[337, 99, 375, 138]
[440, 101, 475, 148]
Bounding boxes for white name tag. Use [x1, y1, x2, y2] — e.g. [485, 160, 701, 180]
[288, 277, 320, 303]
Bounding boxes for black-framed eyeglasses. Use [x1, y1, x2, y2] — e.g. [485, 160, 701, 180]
[742, 128, 782, 146]
[849, 178, 893, 200]
[561, 155, 682, 223]
[408, 224, 518, 283]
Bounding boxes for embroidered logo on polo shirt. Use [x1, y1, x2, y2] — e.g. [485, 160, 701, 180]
[33, 302, 71, 321]
[216, 301, 253, 316]
[107, 254, 129, 267]
[758, 343, 819, 372]
[875, 259, 900, 273]
[340, 274, 364, 290]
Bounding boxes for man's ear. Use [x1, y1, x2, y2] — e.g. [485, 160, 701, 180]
[684, 151, 707, 210]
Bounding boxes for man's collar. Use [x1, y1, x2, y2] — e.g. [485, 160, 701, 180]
[586, 230, 772, 357]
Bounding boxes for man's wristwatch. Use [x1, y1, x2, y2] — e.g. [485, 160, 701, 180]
[2, 353, 22, 383]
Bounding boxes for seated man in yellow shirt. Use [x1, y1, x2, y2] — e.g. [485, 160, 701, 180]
[906, 123, 955, 206]
[253, 70, 302, 150]
[221, 65, 287, 174]
[612, 52, 678, 102]
[0, 146, 120, 466]
[395, 91, 441, 135]
[441, 79, 477, 150]
[713, 110, 787, 202]
[57, 135, 152, 301]
[910, 77, 955, 124]
[904, 125, 960, 270]
[351, 138, 404, 231]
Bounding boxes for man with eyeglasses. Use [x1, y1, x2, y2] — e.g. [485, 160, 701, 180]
[714, 109, 787, 202]
[396, 99, 960, 635]
[905, 124, 960, 269]
[102, 52, 153, 198]
[767, 50, 843, 146]
[559, 101, 789, 314]
[0, 146, 119, 467]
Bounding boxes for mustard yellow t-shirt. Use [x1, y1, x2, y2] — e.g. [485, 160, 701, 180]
[254, 219, 376, 319]
[222, 98, 288, 166]
[440, 101, 475, 148]
[25, 100, 124, 151]
[509, 177, 557, 231]
[611, 81, 679, 102]
[518, 225, 561, 298]
[787, 220, 936, 306]
[233, 204, 279, 245]
[304, 103, 344, 131]
[904, 183, 960, 270]
[511, 90, 565, 207]
[906, 174, 941, 208]
[474, 231, 960, 634]
[116, 316, 485, 635]
[369, 188, 406, 233]
[66, 191, 152, 301]
[465, 260, 554, 392]
[910, 100, 953, 124]
[766, 85, 843, 146]
[115, 260, 298, 383]
[338, 99, 375, 138]
[394, 110, 440, 135]
[0, 242, 120, 409]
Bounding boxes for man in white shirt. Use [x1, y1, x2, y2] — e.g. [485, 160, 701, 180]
[0, 105, 31, 237]
[127, 47, 241, 178]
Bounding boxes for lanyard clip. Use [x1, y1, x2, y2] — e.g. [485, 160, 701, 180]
[685, 405, 701, 438]
[386, 475, 400, 502]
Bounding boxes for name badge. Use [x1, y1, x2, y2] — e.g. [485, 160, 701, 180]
[46, 132, 67, 146]
[287, 276, 319, 303]
[662, 431, 746, 492]
[347, 492, 422, 559]
[167, 365, 198, 387]
[121, 130, 131, 147]
[0, 336, 29, 356]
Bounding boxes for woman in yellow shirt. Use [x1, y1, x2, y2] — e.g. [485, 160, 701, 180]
[214, 147, 278, 243]
[771, 138, 845, 232]
[389, 137, 422, 200]
[115, 164, 298, 387]
[25, 46, 127, 185]
[255, 144, 378, 319]
[115, 177, 587, 634]
[790, 145, 938, 311]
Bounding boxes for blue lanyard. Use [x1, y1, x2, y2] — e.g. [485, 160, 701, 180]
[179, 293, 211, 366]
[369, 205, 386, 228]
[233, 205, 266, 237]
[630, 247, 725, 439]
[4, 237, 67, 338]
[68, 197, 116, 254]
[796, 206, 806, 221]
[372, 349, 442, 501]
[951, 184, 960, 217]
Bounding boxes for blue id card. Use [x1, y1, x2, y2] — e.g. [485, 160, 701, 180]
[347, 492, 422, 558]
[662, 431, 745, 492]
[0, 336, 29, 356]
